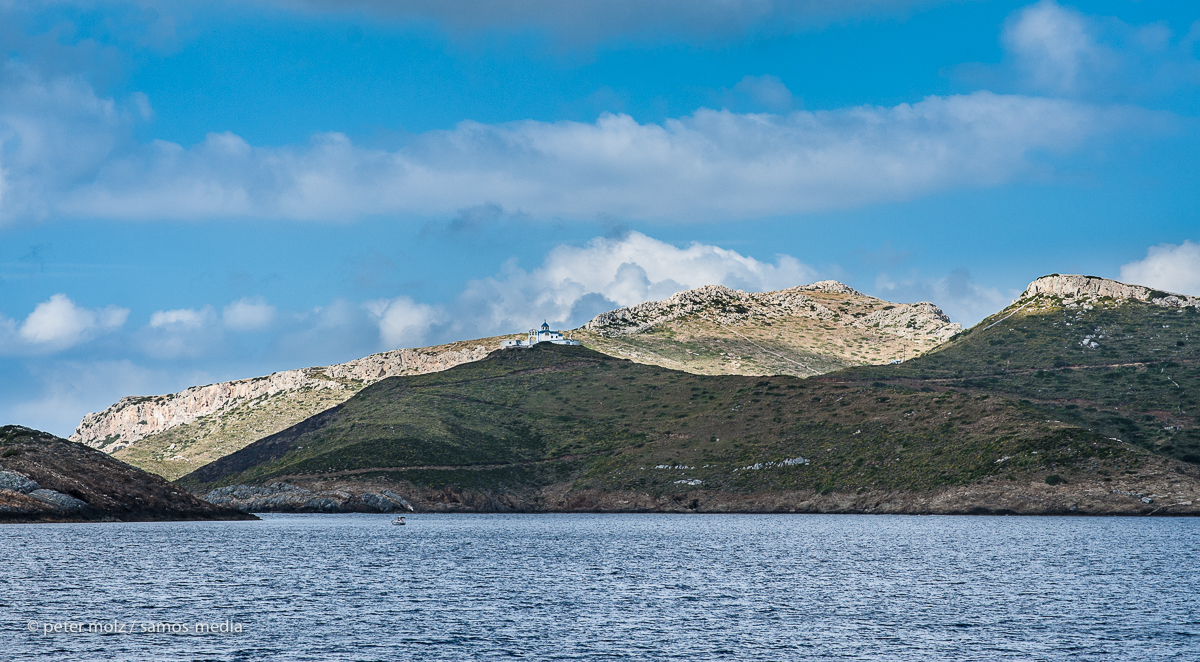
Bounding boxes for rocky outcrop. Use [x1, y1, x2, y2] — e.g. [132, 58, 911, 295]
[584, 281, 960, 342]
[849, 301, 961, 342]
[1023, 275, 1200, 307]
[71, 343, 492, 451]
[0, 426, 253, 523]
[203, 483, 415, 513]
[798, 280, 862, 295]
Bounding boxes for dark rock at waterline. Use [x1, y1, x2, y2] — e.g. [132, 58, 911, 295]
[203, 483, 414, 513]
[0, 426, 255, 523]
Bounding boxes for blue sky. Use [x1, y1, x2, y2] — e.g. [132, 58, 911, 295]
[2, 0, 1199, 436]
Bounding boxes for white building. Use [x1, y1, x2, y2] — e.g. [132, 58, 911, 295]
[500, 321, 582, 349]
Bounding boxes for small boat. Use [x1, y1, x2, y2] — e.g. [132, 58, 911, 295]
[392, 516, 406, 526]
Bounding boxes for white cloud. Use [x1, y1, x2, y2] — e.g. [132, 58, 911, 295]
[149, 307, 211, 329]
[874, 268, 1012, 327]
[1120, 240, 1200, 296]
[142, 306, 219, 358]
[1005, 1, 1102, 96]
[453, 231, 817, 334]
[46, 92, 1137, 223]
[1002, 0, 1200, 99]
[223, 296, 277, 331]
[366, 297, 442, 349]
[3, 293, 129, 353]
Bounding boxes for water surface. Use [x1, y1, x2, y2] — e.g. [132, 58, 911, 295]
[2, 514, 1197, 660]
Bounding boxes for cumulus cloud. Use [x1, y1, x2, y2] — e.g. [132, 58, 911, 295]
[42, 92, 1138, 223]
[271, 232, 816, 350]
[366, 296, 442, 349]
[149, 307, 211, 329]
[452, 231, 817, 335]
[222, 296, 277, 331]
[1000, 0, 1200, 99]
[874, 268, 1012, 327]
[142, 305, 220, 359]
[1120, 240, 1200, 296]
[0, 294, 129, 353]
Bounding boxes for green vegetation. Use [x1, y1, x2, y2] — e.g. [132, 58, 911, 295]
[836, 295, 1199, 464]
[181, 343, 1148, 498]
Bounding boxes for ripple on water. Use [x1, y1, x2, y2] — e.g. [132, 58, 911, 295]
[2, 514, 1198, 661]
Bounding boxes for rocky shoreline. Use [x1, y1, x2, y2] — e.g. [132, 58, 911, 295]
[201, 466, 1200, 516]
[0, 426, 254, 523]
[202, 483, 414, 513]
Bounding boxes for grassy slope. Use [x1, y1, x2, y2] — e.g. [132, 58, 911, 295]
[835, 295, 1200, 464]
[180, 344, 1154, 501]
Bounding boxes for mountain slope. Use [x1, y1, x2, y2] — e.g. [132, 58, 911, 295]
[81, 339, 497, 480]
[75, 281, 958, 480]
[178, 343, 1200, 515]
[835, 274, 1200, 464]
[0, 426, 253, 523]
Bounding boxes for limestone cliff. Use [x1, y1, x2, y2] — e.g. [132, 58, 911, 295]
[71, 340, 494, 453]
[1021, 274, 1200, 307]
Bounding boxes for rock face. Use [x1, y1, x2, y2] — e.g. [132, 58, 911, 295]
[584, 282, 960, 343]
[1023, 275, 1200, 307]
[0, 426, 253, 523]
[71, 342, 493, 452]
[203, 483, 415, 513]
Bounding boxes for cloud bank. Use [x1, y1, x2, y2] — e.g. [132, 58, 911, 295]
[1, 90, 1136, 224]
[1120, 240, 1200, 296]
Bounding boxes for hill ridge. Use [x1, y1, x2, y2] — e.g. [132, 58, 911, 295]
[584, 281, 958, 343]
[74, 280, 964, 480]
[1023, 274, 1200, 307]
[71, 340, 494, 451]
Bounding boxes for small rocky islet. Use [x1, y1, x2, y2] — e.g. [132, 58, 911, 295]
[0, 425, 254, 523]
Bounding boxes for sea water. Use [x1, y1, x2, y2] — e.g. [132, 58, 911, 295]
[2, 514, 1197, 661]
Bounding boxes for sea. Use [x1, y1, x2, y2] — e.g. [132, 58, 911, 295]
[2, 513, 1197, 661]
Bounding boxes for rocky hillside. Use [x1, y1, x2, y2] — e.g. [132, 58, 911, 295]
[577, 281, 960, 376]
[73, 339, 495, 451]
[75, 281, 958, 481]
[177, 343, 1200, 516]
[0, 426, 253, 523]
[77, 339, 494, 481]
[835, 274, 1200, 465]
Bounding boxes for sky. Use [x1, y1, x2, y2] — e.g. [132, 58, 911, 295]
[1, 0, 1199, 437]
